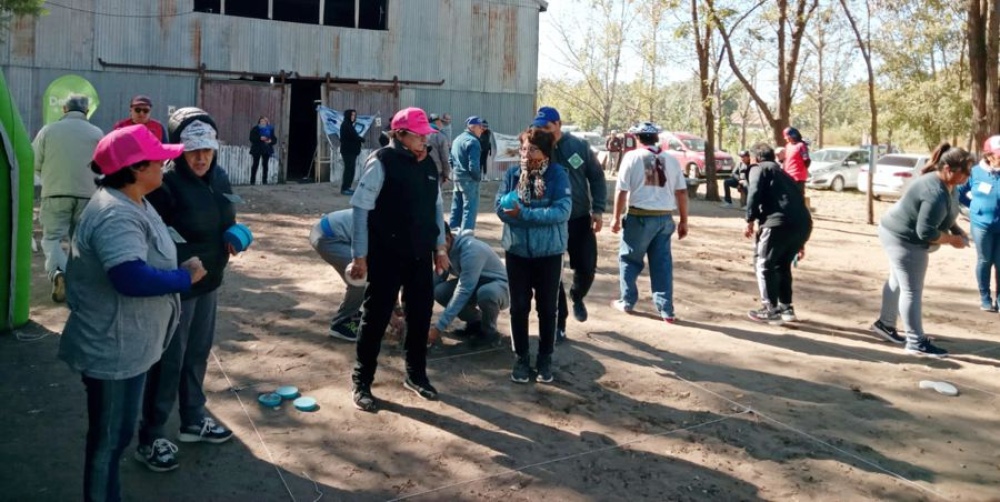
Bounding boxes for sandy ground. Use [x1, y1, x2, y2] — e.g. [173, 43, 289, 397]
[2, 179, 999, 502]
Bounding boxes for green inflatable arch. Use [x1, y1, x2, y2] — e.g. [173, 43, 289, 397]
[1, 69, 34, 332]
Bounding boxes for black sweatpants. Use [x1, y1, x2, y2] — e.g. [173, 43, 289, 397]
[250, 153, 270, 185]
[341, 152, 359, 191]
[754, 225, 811, 308]
[352, 250, 434, 387]
[507, 253, 563, 358]
[558, 214, 598, 330]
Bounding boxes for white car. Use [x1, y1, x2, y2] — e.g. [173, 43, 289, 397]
[858, 153, 930, 199]
[805, 147, 871, 191]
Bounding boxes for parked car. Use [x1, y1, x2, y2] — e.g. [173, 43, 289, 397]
[569, 131, 608, 152]
[857, 153, 930, 199]
[659, 132, 734, 178]
[805, 147, 871, 192]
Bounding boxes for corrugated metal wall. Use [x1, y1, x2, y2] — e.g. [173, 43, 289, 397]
[0, 0, 543, 169]
[3, 67, 197, 136]
[402, 88, 536, 140]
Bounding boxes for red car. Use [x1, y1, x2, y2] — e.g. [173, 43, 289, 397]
[660, 132, 735, 178]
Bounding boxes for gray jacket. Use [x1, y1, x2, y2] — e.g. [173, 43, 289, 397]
[32, 111, 104, 198]
[427, 130, 452, 180]
[435, 230, 508, 330]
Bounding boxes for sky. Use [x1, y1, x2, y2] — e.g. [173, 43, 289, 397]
[537, 0, 695, 83]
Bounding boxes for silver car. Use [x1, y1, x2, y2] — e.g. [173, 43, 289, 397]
[857, 153, 930, 199]
[805, 147, 871, 192]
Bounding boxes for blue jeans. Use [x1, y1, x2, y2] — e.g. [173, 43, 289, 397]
[618, 214, 676, 317]
[449, 180, 480, 231]
[83, 373, 146, 502]
[971, 225, 1000, 306]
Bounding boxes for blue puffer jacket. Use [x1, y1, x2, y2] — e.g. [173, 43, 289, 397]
[495, 162, 571, 258]
[958, 162, 1000, 232]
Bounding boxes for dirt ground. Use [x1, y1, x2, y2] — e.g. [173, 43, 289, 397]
[2, 179, 999, 502]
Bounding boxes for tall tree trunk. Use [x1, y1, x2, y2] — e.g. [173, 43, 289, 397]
[969, 0, 989, 149]
[693, 0, 719, 200]
[987, 0, 1000, 134]
[840, 0, 877, 224]
[816, 29, 825, 148]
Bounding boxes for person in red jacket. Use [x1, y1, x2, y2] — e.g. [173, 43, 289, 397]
[782, 127, 810, 193]
[114, 95, 167, 142]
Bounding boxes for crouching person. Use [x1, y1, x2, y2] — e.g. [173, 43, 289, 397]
[430, 225, 510, 346]
[309, 208, 364, 341]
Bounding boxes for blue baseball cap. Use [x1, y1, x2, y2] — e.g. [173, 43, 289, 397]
[531, 106, 560, 128]
[466, 115, 483, 126]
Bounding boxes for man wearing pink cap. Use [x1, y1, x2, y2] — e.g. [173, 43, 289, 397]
[58, 125, 206, 502]
[347, 107, 449, 412]
[114, 95, 167, 142]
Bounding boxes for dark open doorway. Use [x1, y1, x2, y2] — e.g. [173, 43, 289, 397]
[287, 79, 322, 181]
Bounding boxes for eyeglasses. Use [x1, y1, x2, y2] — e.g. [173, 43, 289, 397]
[132, 108, 151, 114]
[519, 145, 541, 154]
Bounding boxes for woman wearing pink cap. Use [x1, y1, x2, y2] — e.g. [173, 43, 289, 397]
[347, 107, 449, 412]
[58, 125, 207, 502]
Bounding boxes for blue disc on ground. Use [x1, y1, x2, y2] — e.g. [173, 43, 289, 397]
[258, 393, 282, 408]
[293, 396, 318, 412]
[275, 386, 299, 400]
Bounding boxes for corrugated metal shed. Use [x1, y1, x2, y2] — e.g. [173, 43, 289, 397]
[0, 0, 544, 159]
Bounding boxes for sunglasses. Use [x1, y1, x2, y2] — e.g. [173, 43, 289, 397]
[132, 108, 151, 114]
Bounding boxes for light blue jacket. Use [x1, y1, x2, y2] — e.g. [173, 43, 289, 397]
[450, 130, 482, 182]
[958, 162, 1000, 232]
[495, 163, 571, 258]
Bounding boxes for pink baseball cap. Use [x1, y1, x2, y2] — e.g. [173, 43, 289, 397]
[390, 107, 435, 136]
[983, 135, 1000, 155]
[93, 124, 185, 175]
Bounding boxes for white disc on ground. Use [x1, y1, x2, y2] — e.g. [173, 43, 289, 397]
[919, 380, 959, 397]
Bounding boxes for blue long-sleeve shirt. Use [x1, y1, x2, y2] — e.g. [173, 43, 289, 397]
[958, 161, 1000, 232]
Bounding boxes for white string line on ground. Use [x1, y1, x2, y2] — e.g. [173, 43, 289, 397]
[427, 346, 506, 362]
[386, 410, 751, 502]
[210, 350, 324, 502]
[657, 366, 946, 500]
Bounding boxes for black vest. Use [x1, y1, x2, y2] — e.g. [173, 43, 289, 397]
[369, 146, 440, 260]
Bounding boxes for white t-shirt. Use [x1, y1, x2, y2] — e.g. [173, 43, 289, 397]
[616, 146, 686, 211]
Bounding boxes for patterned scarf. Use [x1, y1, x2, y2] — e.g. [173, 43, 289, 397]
[517, 157, 549, 202]
[645, 146, 667, 187]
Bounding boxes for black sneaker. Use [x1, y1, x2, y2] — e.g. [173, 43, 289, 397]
[904, 340, 948, 359]
[134, 438, 179, 472]
[341, 189, 355, 196]
[777, 304, 797, 322]
[870, 320, 905, 344]
[747, 307, 783, 324]
[535, 354, 553, 383]
[352, 384, 377, 412]
[511, 355, 531, 384]
[329, 320, 359, 341]
[51, 270, 66, 303]
[555, 329, 567, 344]
[572, 301, 588, 322]
[403, 377, 439, 400]
[178, 417, 233, 444]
